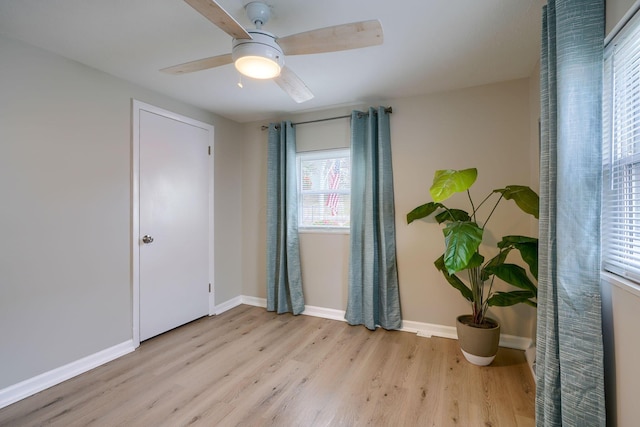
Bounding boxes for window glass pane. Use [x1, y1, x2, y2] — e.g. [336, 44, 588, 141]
[297, 149, 350, 229]
[301, 194, 351, 227]
[300, 156, 350, 192]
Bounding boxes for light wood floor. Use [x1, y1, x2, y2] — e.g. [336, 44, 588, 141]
[0, 305, 535, 426]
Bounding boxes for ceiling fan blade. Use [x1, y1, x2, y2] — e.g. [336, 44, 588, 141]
[277, 20, 383, 56]
[184, 0, 252, 40]
[160, 53, 233, 74]
[274, 66, 314, 103]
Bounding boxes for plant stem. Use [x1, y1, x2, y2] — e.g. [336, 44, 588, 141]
[468, 266, 485, 325]
[471, 192, 493, 217]
[442, 205, 457, 222]
[483, 276, 496, 319]
[466, 190, 476, 222]
[483, 194, 504, 230]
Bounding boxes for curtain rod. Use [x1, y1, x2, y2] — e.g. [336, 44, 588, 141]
[261, 106, 393, 130]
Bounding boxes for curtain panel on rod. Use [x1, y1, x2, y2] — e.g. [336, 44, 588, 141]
[345, 106, 402, 330]
[537, 1, 606, 425]
[266, 121, 305, 315]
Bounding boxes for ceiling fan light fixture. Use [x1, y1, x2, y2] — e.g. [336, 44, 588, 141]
[235, 55, 281, 79]
[232, 30, 284, 79]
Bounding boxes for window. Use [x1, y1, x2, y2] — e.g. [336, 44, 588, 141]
[297, 148, 350, 230]
[603, 10, 640, 282]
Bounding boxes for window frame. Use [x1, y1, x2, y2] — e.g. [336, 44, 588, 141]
[602, 8, 640, 285]
[296, 148, 351, 233]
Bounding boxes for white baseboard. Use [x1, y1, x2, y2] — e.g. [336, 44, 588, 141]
[214, 295, 243, 314]
[302, 305, 347, 321]
[0, 340, 135, 410]
[525, 345, 537, 382]
[239, 297, 347, 322]
[240, 295, 267, 308]
[402, 320, 530, 350]
[402, 320, 459, 339]
[499, 335, 533, 351]
[238, 296, 531, 350]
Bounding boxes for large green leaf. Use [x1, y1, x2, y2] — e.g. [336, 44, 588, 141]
[430, 168, 478, 202]
[494, 185, 539, 219]
[466, 252, 485, 269]
[498, 236, 538, 280]
[434, 208, 471, 224]
[434, 255, 473, 302]
[497, 235, 538, 248]
[485, 263, 537, 294]
[442, 221, 483, 274]
[407, 202, 443, 224]
[487, 290, 537, 307]
[481, 248, 512, 281]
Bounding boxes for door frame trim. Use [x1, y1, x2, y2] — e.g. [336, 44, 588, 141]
[131, 100, 214, 347]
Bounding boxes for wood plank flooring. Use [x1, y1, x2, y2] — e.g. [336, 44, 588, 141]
[0, 305, 535, 426]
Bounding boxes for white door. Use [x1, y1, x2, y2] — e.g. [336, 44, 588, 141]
[138, 108, 211, 341]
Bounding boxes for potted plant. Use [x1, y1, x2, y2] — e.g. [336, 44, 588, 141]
[407, 168, 538, 365]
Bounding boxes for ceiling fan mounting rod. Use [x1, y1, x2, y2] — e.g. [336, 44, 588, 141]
[245, 1, 270, 28]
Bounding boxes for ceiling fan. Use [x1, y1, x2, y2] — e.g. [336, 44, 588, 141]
[161, 0, 383, 103]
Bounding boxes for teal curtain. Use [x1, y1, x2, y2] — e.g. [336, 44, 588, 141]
[345, 107, 401, 330]
[266, 121, 305, 315]
[537, 1, 606, 425]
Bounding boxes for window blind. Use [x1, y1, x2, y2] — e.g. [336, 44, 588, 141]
[603, 9, 640, 282]
[297, 149, 351, 229]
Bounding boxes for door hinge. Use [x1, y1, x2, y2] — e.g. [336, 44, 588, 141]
[209, 283, 211, 293]
[208, 146, 211, 155]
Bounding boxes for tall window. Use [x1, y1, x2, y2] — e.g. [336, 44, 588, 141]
[603, 10, 640, 282]
[297, 148, 350, 230]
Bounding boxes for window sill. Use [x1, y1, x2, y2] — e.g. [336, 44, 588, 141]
[298, 227, 350, 235]
[601, 271, 640, 299]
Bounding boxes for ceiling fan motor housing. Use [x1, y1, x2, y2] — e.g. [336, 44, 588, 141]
[232, 30, 284, 79]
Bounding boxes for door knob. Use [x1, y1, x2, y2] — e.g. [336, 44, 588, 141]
[142, 235, 154, 244]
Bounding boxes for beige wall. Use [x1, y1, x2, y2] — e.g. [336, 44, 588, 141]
[607, 0, 638, 35]
[241, 78, 538, 338]
[212, 114, 244, 305]
[0, 34, 243, 389]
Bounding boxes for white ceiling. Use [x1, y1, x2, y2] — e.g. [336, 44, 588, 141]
[0, 0, 546, 123]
